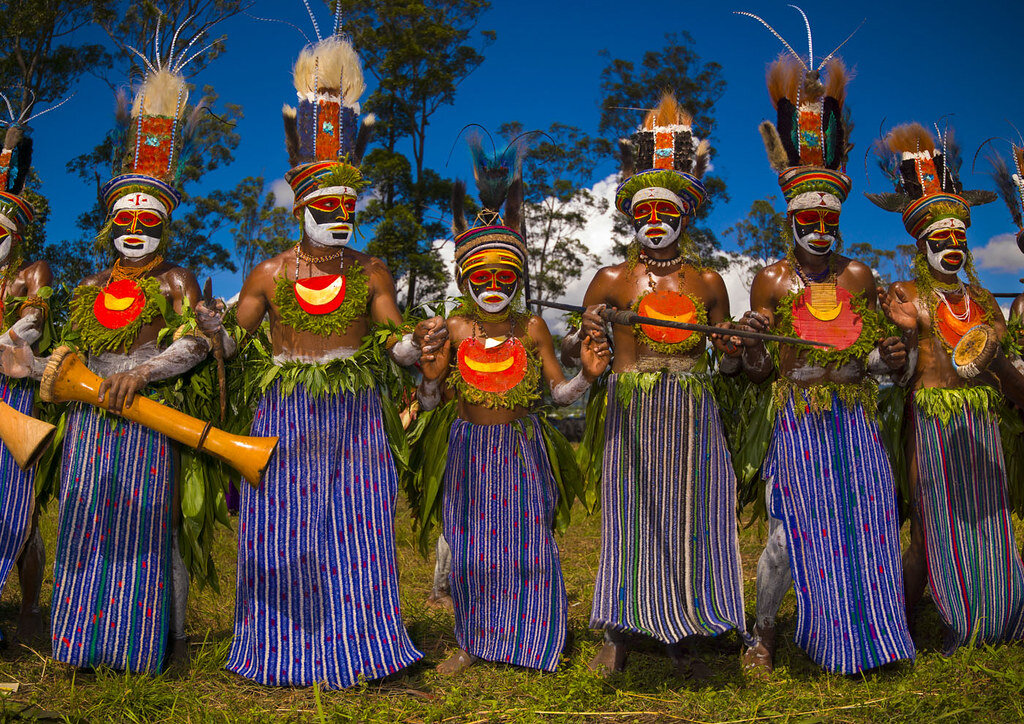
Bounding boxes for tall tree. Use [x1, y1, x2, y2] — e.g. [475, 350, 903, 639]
[337, 0, 495, 309]
[597, 32, 728, 268]
[498, 122, 604, 304]
[58, 0, 245, 282]
[195, 176, 293, 278]
[0, 0, 115, 273]
[722, 198, 787, 284]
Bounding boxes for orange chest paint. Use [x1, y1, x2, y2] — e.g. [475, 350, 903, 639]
[636, 290, 697, 344]
[791, 286, 862, 351]
[293, 274, 347, 315]
[457, 337, 529, 394]
[94, 279, 147, 329]
[934, 296, 986, 350]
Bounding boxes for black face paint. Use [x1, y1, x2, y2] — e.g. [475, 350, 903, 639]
[792, 208, 840, 240]
[111, 208, 165, 243]
[306, 194, 356, 225]
[468, 267, 519, 306]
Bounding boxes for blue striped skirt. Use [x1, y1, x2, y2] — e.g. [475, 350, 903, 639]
[443, 416, 567, 671]
[590, 373, 747, 644]
[913, 403, 1024, 646]
[764, 396, 915, 673]
[227, 382, 422, 687]
[0, 378, 37, 598]
[51, 405, 173, 673]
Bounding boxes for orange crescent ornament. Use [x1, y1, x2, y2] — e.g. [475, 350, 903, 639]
[457, 337, 528, 393]
[94, 279, 147, 329]
[934, 296, 986, 350]
[294, 274, 346, 315]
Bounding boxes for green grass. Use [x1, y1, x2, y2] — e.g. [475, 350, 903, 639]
[1, 501, 1023, 722]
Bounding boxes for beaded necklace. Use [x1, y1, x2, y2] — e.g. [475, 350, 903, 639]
[109, 255, 164, 283]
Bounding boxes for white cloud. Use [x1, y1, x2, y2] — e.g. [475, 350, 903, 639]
[269, 177, 293, 209]
[973, 232, 1024, 272]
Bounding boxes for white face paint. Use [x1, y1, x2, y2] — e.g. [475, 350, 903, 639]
[468, 279, 520, 314]
[303, 207, 352, 247]
[921, 218, 968, 275]
[111, 193, 167, 259]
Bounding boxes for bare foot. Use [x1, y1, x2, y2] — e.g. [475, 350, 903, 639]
[741, 625, 775, 676]
[436, 648, 476, 675]
[588, 641, 628, 677]
[165, 637, 191, 677]
[425, 592, 454, 612]
[15, 612, 42, 643]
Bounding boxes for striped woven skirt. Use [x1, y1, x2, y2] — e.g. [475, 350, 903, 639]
[51, 405, 173, 673]
[913, 403, 1024, 646]
[443, 416, 567, 671]
[764, 396, 915, 673]
[0, 378, 37, 598]
[590, 373, 747, 644]
[227, 382, 422, 687]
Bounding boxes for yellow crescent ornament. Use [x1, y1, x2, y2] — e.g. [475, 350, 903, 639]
[103, 293, 137, 312]
[463, 356, 515, 373]
[805, 299, 843, 322]
[294, 276, 344, 306]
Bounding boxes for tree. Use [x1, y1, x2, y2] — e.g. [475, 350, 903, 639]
[195, 176, 293, 279]
[723, 198, 787, 284]
[58, 0, 245, 282]
[338, 0, 495, 309]
[497, 122, 604, 304]
[0, 0, 115, 277]
[597, 32, 728, 268]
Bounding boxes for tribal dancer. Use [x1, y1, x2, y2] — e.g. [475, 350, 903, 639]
[0, 105, 54, 644]
[735, 12, 915, 674]
[199, 28, 444, 688]
[415, 137, 608, 675]
[0, 28, 218, 673]
[567, 94, 747, 676]
[869, 123, 1024, 652]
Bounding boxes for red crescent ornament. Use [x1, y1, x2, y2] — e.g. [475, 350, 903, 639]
[791, 286, 862, 351]
[935, 296, 986, 350]
[94, 278, 146, 329]
[294, 274, 346, 315]
[457, 337, 528, 393]
[637, 290, 697, 344]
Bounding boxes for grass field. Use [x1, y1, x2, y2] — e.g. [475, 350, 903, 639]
[0, 498, 1023, 722]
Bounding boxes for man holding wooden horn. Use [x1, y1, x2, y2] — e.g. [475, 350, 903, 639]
[1, 31, 219, 673]
[733, 14, 915, 675]
[0, 105, 55, 645]
[197, 28, 445, 689]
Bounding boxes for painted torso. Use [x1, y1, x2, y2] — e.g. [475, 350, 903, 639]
[446, 314, 541, 426]
[893, 279, 1004, 392]
[755, 256, 876, 387]
[585, 259, 722, 374]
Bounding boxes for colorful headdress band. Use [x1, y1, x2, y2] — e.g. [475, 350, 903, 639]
[866, 123, 995, 238]
[739, 8, 855, 212]
[616, 93, 710, 217]
[282, 25, 374, 214]
[450, 132, 530, 283]
[103, 17, 218, 215]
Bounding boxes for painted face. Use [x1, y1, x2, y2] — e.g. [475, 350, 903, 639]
[922, 219, 968, 274]
[303, 193, 357, 247]
[632, 199, 685, 250]
[467, 263, 521, 313]
[791, 208, 840, 256]
[111, 207, 165, 259]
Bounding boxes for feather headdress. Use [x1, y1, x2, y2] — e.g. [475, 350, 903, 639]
[614, 93, 710, 217]
[984, 138, 1024, 250]
[101, 15, 218, 214]
[451, 132, 527, 284]
[281, 3, 373, 218]
[738, 6, 856, 212]
[866, 122, 996, 238]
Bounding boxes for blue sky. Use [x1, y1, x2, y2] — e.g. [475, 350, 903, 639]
[25, 0, 1024, 301]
